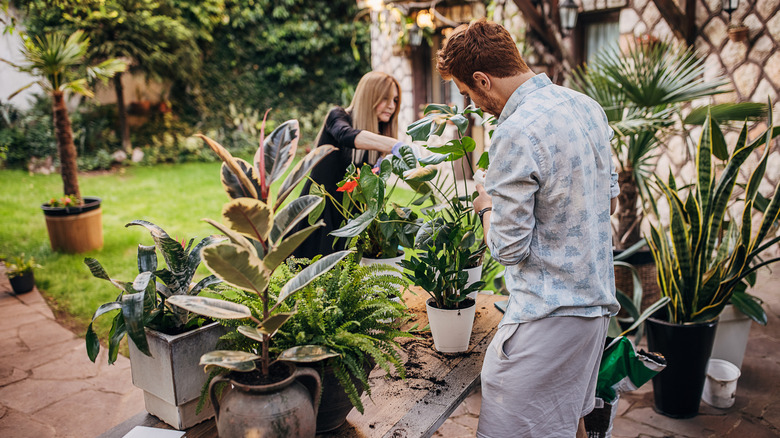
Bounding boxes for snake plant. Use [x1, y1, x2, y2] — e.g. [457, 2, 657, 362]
[647, 107, 780, 324]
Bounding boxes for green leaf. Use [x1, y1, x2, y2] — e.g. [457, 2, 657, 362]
[200, 350, 259, 373]
[122, 291, 149, 356]
[260, 120, 300, 185]
[277, 250, 352, 303]
[201, 242, 270, 295]
[198, 134, 258, 199]
[403, 166, 438, 182]
[477, 152, 490, 169]
[730, 291, 767, 325]
[137, 245, 157, 274]
[330, 210, 375, 238]
[258, 312, 296, 336]
[167, 295, 252, 320]
[270, 195, 323, 243]
[275, 145, 337, 210]
[264, 222, 323, 272]
[85, 324, 100, 362]
[126, 220, 187, 275]
[203, 218, 258, 257]
[418, 153, 450, 165]
[237, 325, 266, 343]
[278, 345, 340, 363]
[222, 198, 273, 242]
[220, 159, 261, 200]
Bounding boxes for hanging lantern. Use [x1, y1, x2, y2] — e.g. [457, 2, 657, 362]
[559, 0, 579, 34]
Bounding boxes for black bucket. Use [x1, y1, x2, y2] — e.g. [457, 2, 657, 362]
[646, 308, 718, 418]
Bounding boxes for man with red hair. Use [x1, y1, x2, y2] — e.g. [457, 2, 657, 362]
[437, 19, 620, 437]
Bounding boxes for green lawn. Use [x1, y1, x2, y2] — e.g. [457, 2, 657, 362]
[0, 161, 424, 350]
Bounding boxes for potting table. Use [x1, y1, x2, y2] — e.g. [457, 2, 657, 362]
[98, 288, 507, 438]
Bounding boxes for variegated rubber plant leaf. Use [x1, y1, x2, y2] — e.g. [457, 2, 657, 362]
[200, 350, 260, 373]
[260, 119, 299, 187]
[221, 158, 262, 200]
[197, 133, 258, 199]
[222, 198, 273, 243]
[278, 345, 340, 363]
[167, 295, 253, 320]
[269, 195, 323, 244]
[201, 242, 270, 296]
[274, 145, 337, 210]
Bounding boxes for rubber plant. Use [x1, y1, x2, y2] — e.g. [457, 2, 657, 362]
[84, 221, 224, 364]
[647, 106, 780, 324]
[168, 113, 350, 376]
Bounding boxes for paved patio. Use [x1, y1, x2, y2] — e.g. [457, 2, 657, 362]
[0, 264, 778, 437]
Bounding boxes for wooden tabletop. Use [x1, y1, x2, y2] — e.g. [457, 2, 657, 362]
[99, 289, 507, 438]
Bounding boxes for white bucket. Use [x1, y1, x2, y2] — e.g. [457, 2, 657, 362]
[360, 252, 405, 278]
[426, 298, 476, 353]
[464, 264, 483, 300]
[702, 358, 741, 408]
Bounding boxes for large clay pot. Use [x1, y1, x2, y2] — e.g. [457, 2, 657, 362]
[209, 362, 321, 438]
[646, 309, 718, 418]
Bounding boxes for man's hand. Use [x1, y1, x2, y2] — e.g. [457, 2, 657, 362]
[474, 184, 493, 213]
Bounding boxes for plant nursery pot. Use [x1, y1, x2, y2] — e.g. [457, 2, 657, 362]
[426, 297, 476, 353]
[728, 26, 749, 42]
[127, 322, 228, 429]
[710, 304, 753, 370]
[646, 309, 718, 418]
[465, 264, 483, 300]
[359, 251, 405, 278]
[41, 196, 103, 253]
[9, 271, 35, 294]
[209, 362, 321, 438]
[300, 360, 375, 433]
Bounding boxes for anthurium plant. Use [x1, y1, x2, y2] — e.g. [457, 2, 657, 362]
[647, 107, 780, 324]
[325, 160, 421, 259]
[396, 104, 488, 309]
[168, 113, 350, 377]
[84, 220, 224, 364]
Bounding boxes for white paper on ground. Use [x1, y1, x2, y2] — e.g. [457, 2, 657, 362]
[122, 426, 186, 438]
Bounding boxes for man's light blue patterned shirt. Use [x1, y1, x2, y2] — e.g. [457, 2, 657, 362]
[485, 73, 621, 326]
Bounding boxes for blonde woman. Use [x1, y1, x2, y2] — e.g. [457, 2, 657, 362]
[294, 71, 404, 259]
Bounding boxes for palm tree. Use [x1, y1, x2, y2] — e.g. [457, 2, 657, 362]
[570, 40, 765, 250]
[1, 30, 125, 204]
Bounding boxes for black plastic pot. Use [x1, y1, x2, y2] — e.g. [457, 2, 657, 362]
[646, 308, 718, 418]
[9, 271, 35, 294]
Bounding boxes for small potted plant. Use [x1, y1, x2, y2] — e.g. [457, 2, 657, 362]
[645, 108, 780, 418]
[5, 254, 41, 294]
[326, 160, 422, 277]
[728, 22, 749, 42]
[84, 221, 226, 429]
[397, 104, 488, 353]
[1, 31, 125, 253]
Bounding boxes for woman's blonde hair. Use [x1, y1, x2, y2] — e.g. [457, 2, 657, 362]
[347, 71, 401, 139]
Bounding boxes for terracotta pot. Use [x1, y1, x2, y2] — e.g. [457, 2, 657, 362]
[41, 196, 103, 253]
[728, 26, 749, 42]
[210, 362, 321, 438]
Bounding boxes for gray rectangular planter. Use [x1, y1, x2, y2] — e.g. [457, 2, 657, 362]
[127, 322, 227, 429]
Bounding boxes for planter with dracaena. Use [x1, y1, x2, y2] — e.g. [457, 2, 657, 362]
[84, 221, 225, 429]
[645, 108, 780, 418]
[166, 115, 352, 437]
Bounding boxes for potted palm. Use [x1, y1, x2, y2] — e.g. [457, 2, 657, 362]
[398, 104, 487, 353]
[569, 39, 766, 311]
[165, 115, 353, 437]
[214, 255, 412, 433]
[0, 30, 125, 253]
[645, 108, 780, 418]
[84, 221, 226, 429]
[4, 254, 41, 294]
[326, 160, 422, 277]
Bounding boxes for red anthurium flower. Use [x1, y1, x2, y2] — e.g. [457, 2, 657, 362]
[338, 180, 359, 193]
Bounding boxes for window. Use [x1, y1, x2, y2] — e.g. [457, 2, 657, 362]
[574, 9, 621, 67]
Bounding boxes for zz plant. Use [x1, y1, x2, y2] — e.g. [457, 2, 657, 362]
[648, 107, 780, 324]
[84, 220, 224, 364]
[168, 114, 350, 377]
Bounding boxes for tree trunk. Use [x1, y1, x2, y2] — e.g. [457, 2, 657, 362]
[52, 91, 81, 204]
[616, 168, 642, 250]
[114, 73, 132, 153]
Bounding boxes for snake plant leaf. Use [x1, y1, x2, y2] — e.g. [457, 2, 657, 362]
[126, 220, 187, 276]
[122, 290, 149, 356]
[257, 311, 296, 336]
[277, 250, 353, 304]
[731, 290, 767, 325]
[264, 222, 323, 272]
[222, 198, 273, 242]
[201, 242, 270, 295]
[220, 159, 262, 200]
[270, 195, 323, 244]
[260, 120, 299, 186]
[275, 145, 336, 210]
[203, 218, 257, 257]
[136, 244, 157, 274]
[197, 134, 258, 199]
[167, 295, 252, 320]
[190, 275, 222, 296]
[200, 350, 260, 373]
[278, 345, 340, 363]
[403, 166, 437, 182]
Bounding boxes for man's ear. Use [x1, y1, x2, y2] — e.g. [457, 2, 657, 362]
[473, 72, 491, 90]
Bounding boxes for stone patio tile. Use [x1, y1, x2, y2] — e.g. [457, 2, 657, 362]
[760, 400, 780, 430]
[35, 389, 142, 438]
[724, 416, 780, 437]
[0, 291, 19, 306]
[0, 333, 29, 357]
[452, 413, 479, 430]
[432, 417, 474, 437]
[0, 338, 76, 372]
[0, 307, 47, 333]
[611, 417, 669, 437]
[17, 318, 76, 351]
[462, 388, 481, 415]
[85, 360, 137, 396]
[31, 344, 100, 381]
[0, 378, 84, 414]
[0, 408, 56, 438]
[0, 367, 28, 387]
[448, 400, 468, 417]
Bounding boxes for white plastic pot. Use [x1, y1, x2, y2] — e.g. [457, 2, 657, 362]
[359, 251, 405, 278]
[426, 298, 476, 353]
[711, 304, 753, 369]
[464, 264, 483, 300]
[702, 359, 741, 408]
